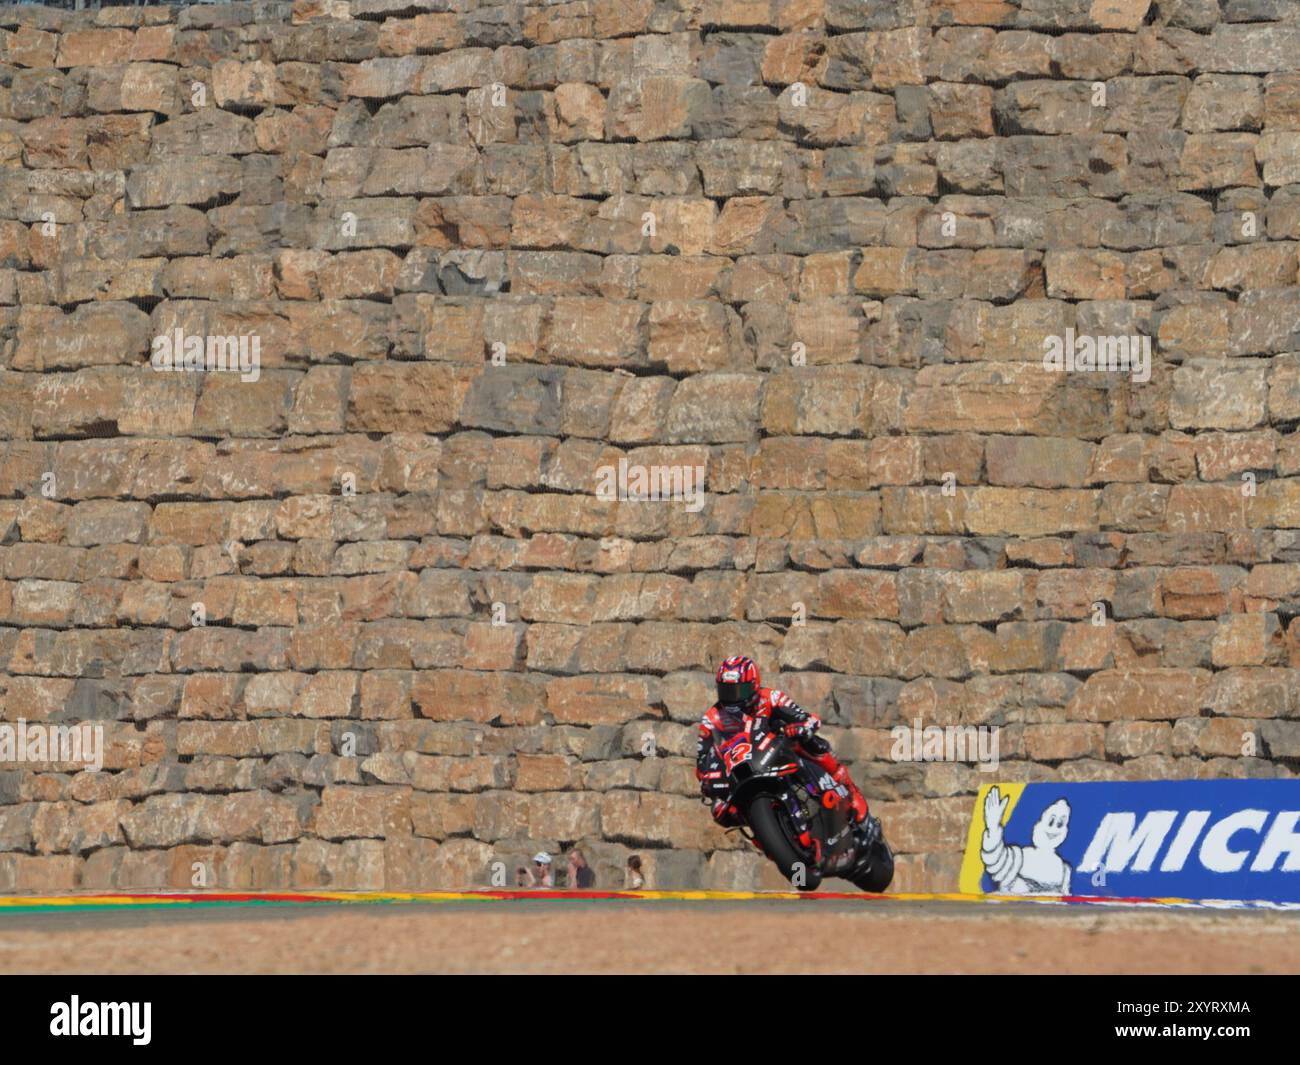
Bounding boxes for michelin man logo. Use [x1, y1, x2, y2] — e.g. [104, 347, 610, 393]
[980, 786, 1072, 895]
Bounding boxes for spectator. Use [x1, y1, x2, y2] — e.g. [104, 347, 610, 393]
[625, 855, 644, 890]
[514, 866, 530, 888]
[530, 852, 554, 888]
[567, 848, 596, 889]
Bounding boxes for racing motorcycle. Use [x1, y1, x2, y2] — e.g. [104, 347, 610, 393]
[708, 715, 894, 892]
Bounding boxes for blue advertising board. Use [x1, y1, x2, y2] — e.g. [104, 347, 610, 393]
[960, 780, 1300, 904]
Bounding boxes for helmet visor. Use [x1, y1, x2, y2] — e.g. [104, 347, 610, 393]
[716, 680, 756, 706]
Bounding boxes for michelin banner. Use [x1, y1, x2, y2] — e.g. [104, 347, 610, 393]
[960, 780, 1300, 904]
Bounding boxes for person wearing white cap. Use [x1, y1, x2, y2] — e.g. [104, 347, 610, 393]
[529, 852, 554, 888]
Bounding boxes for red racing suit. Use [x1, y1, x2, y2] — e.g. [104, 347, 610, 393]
[695, 687, 868, 826]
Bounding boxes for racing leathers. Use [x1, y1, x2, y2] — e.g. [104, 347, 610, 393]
[695, 687, 869, 829]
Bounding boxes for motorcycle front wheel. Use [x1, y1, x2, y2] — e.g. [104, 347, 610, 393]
[746, 796, 823, 891]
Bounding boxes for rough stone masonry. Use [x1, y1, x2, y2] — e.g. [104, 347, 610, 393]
[0, 0, 1299, 895]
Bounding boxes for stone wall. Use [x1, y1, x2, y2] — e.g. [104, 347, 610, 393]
[1, 0, 1299, 895]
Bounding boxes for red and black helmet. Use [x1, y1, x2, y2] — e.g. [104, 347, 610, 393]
[715, 655, 760, 708]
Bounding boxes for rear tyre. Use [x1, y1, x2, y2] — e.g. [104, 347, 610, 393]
[746, 796, 822, 891]
[851, 835, 895, 893]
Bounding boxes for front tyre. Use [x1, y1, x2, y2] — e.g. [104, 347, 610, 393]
[746, 796, 822, 891]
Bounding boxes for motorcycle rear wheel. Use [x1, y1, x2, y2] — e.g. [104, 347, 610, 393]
[746, 796, 823, 891]
[851, 836, 895, 893]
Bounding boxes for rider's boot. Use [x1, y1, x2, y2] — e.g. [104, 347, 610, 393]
[809, 751, 869, 823]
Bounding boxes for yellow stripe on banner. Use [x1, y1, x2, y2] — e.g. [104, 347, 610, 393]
[958, 781, 1027, 895]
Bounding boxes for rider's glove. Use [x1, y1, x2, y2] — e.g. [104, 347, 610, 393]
[786, 722, 829, 755]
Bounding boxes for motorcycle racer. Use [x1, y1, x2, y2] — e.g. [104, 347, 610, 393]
[696, 655, 873, 839]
